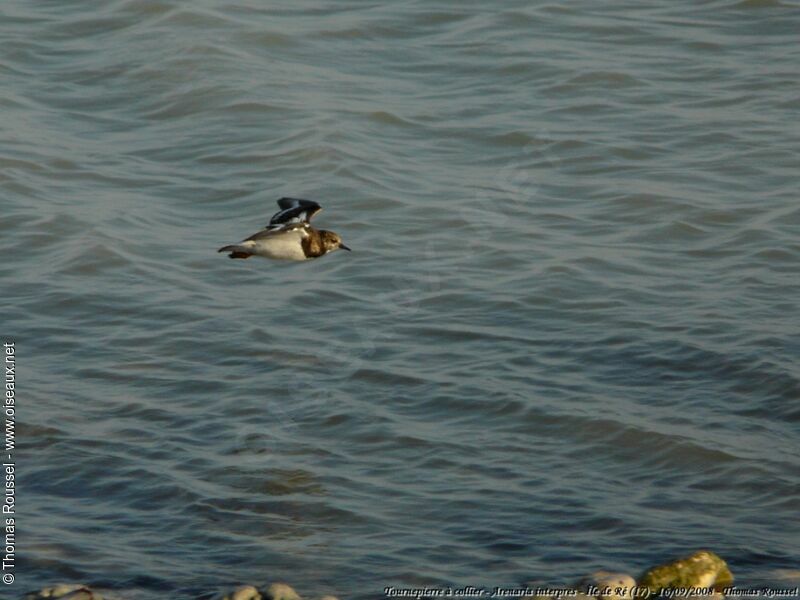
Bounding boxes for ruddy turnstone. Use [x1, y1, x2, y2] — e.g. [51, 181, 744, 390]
[218, 197, 351, 261]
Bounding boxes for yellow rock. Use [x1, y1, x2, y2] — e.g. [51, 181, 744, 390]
[638, 550, 733, 594]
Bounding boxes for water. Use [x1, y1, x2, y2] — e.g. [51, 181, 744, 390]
[3, 0, 799, 597]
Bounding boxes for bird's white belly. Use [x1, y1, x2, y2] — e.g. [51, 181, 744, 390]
[246, 231, 308, 261]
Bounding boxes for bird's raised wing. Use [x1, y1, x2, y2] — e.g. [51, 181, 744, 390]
[247, 220, 309, 241]
[267, 197, 322, 227]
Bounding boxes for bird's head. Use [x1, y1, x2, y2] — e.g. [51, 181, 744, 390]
[320, 230, 351, 253]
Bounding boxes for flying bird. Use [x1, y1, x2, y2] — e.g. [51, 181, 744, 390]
[218, 198, 350, 261]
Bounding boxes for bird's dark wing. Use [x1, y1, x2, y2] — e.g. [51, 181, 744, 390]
[268, 197, 322, 227]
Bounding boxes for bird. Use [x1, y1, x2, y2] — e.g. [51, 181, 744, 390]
[218, 197, 351, 261]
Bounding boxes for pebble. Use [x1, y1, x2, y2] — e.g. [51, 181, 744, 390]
[265, 583, 302, 600]
[26, 585, 102, 600]
[222, 585, 263, 600]
[576, 571, 636, 599]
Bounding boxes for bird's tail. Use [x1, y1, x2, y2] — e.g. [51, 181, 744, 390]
[218, 245, 252, 259]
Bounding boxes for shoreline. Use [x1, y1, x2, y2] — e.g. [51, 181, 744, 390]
[21, 550, 800, 600]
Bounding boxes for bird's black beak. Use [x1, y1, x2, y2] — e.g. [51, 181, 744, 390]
[340, 243, 352, 251]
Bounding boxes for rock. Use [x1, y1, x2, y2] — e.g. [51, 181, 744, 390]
[222, 585, 263, 600]
[319, 597, 340, 600]
[54, 593, 99, 600]
[28, 584, 85, 598]
[638, 550, 733, 593]
[27, 585, 102, 600]
[576, 571, 636, 599]
[265, 583, 302, 600]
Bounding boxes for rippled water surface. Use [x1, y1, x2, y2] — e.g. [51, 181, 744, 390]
[3, 0, 799, 597]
